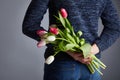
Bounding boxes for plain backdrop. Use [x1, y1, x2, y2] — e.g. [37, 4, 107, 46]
[0, 0, 120, 80]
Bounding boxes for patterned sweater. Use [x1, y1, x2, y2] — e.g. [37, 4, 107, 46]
[22, 0, 120, 58]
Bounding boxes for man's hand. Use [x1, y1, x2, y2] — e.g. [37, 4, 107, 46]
[67, 51, 92, 64]
[66, 43, 99, 64]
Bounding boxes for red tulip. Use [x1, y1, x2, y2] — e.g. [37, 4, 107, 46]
[50, 27, 59, 35]
[60, 8, 68, 18]
[36, 30, 47, 36]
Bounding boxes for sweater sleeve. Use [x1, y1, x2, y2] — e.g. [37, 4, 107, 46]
[95, 0, 120, 52]
[22, 0, 49, 41]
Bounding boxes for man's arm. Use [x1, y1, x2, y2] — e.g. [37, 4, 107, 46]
[66, 0, 120, 64]
[22, 0, 49, 41]
[95, 0, 120, 52]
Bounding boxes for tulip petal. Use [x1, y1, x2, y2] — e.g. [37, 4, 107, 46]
[36, 30, 47, 36]
[60, 8, 68, 18]
[50, 27, 59, 35]
[47, 35, 56, 41]
[45, 56, 55, 64]
[37, 40, 46, 48]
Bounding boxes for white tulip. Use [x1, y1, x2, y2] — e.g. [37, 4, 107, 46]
[47, 35, 56, 41]
[45, 55, 55, 64]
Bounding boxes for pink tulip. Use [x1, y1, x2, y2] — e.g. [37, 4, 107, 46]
[37, 40, 46, 48]
[36, 30, 47, 36]
[50, 27, 59, 35]
[60, 8, 68, 18]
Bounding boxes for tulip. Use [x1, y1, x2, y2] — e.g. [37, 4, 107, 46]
[60, 8, 68, 18]
[36, 30, 47, 36]
[80, 38, 85, 46]
[47, 35, 56, 42]
[37, 40, 46, 48]
[45, 55, 55, 64]
[50, 27, 59, 35]
[77, 31, 83, 37]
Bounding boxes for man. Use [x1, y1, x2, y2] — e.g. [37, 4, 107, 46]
[22, 0, 120, 80]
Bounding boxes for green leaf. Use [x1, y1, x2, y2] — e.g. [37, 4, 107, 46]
[64, 19, 75, 35]
[58, 12, 66, 28]
[54, 15, 60, 21]
[58, 29, 66, 38]
[64, 18, 72, 31]
[66, 33, 76, 44]
[65, 44, 76, 50]
[58, 41, 66, 51]
[80, 43, 91, 58]
[66, 28, 70, 33]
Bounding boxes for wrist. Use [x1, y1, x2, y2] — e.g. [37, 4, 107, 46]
[91, 43, 100, 55]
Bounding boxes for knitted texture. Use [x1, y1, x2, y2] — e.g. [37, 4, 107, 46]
[22, 0, 120, 57]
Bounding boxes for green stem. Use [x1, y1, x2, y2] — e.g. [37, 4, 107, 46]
[92, 61, 103, 75]
[87, 64, 95, 74]
[88, 62, 95, 74]
[58, 29, 67, 38]
[53, 51, 60, 56]
[92, 55, 106, 69]
[56, 38, 71, 43]
[93, 60, 99, 69]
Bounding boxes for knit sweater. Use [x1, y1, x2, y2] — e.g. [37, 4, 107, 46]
[22, 0, 120, 59]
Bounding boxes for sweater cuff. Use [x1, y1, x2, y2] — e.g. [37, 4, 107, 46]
[94, 38, 106, 52]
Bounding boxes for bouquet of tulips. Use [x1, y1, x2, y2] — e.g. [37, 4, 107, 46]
[36, 8, 106, 75]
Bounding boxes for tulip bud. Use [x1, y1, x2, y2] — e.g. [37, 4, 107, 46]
[50, 26, 59, 35]
[47, 35, 56, 42]
[36, 30, 47, 36]
[80, 38, 85, 46]
[45, 55, 55, 64]
[77, 31, 83, 37]
[60, 8, 68, 18]
[37, 40, 46, 48]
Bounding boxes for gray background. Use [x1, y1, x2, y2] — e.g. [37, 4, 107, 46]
[0, 0, 120, 80]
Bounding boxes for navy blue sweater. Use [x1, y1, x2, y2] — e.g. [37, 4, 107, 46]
[22, 0, 120, 59]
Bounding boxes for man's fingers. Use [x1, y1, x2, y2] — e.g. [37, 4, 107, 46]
[73, 53, 83, 61]
[74, 53, 83, 57]
[78, 57, 92, 64]
[66, 51, 92, 64]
